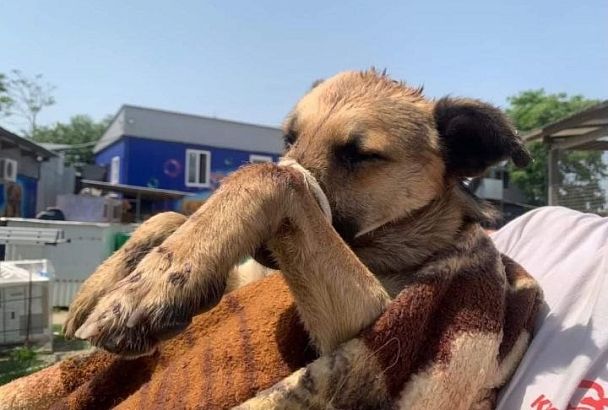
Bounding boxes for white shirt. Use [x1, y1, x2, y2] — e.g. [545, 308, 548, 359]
[493, 206, 608, 410]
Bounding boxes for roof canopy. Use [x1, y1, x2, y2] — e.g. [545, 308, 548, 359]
[0, 127, 57, 159]
[81, 180, 193, 221]
[523, 101, 608, 150]
[81, 179, 192, 200]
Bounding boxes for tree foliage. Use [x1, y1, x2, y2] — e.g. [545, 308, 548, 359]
[506, 89, 605, 209]
[33, 115, 111, 166]
[0, 73, 12, 116]
[4, 70, 55, 136]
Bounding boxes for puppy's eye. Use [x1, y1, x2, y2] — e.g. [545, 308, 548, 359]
[335, 142, 386, 170]
[283, 131, 297, 149]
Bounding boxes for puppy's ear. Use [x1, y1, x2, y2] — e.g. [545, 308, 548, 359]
[434, 97, 532, 177]
[311, 79, 324, 89]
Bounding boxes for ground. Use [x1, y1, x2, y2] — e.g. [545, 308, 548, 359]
[0, 308, 91, 385]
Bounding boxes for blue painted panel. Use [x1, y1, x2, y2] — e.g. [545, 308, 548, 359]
[94, 136, 281, 214]
[0, 175, 38, 218]
[95, 139, 127, 183]
[123, 137, 280, 193]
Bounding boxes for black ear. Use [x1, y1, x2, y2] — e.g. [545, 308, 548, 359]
[434, 97, 532, 177]
[311, 79, 324, 89]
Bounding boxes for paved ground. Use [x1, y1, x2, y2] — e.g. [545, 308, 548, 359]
[51, 309, 91, 355]
[52, 309, 69, 328]
[0, 309, 91, 385]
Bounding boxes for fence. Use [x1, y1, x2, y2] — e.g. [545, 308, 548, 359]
[549, 149, 608, 216]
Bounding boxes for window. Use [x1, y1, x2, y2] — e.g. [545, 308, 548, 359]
[110, 156, 120, 185]
[249, 154, 274, 164]
[186, 149, 211, 188]
[489, 167, 510, 189]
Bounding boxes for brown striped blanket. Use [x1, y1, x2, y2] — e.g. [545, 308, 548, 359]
[0, 253, 541, 409]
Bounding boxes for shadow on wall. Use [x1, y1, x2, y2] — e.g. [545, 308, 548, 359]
[0, 182, 22, 218]
[0, 176, 38, 218]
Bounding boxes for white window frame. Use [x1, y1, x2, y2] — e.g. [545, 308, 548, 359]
[249, 154, 274, 164]
[110, 156, 120, 185]
[185, 149, 211, 188]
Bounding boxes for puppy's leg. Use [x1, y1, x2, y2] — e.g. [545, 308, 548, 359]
[75, 164, 389, 356]
[266, 208, 391, 354]
[63, 212, 187, 338]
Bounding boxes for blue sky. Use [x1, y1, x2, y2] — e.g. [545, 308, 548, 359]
[2, 0, 607, 132]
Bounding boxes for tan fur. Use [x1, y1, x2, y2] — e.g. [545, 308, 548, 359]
[287, 72, 445, 239]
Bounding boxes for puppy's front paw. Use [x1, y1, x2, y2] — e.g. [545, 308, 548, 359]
[74, 277, 190, 356]
[74, 253, 225, 357]
[64, 213, 188, 339]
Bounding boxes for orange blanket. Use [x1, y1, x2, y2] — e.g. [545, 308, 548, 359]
[0, 255, 541, 409]
[1, 276, 309, 409]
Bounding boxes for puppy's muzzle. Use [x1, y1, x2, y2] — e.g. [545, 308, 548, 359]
[278, 159, 394, 239]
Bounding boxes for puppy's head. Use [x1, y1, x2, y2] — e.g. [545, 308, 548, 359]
[282, 70, 530, 242]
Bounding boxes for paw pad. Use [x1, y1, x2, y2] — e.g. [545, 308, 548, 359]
[168, 271, 188, 287]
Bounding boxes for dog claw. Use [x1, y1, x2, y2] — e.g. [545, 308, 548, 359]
[127, 308, 146, 328]
[75, 321, 99, 340]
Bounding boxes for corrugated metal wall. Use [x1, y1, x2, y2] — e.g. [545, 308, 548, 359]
[2, 219, 135, 307]
[36, 156, 76, 214]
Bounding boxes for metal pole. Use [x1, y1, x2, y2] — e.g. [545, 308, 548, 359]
[25, 268, 32, 348]
[548, 146, 559, 206]
[136, 193, 142, 222]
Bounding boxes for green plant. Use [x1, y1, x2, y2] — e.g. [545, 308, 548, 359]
[506, 89, 604, 206]
[0, 347, 46, 385]
[10, 347, 37, 362]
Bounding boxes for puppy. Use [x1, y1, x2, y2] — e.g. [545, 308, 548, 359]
[65, 69, 539, 409]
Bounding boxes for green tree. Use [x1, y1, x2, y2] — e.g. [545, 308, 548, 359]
[506, 89, 605, 208]
[33, 115, 111, 166]
[0, 73, 12, 116]
[5, 70, 55, 136]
